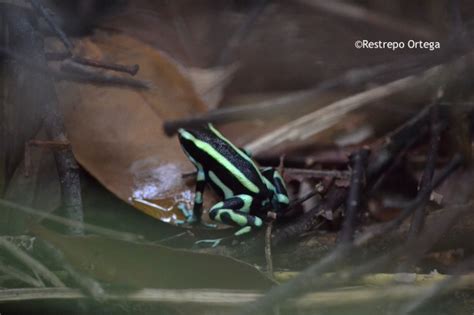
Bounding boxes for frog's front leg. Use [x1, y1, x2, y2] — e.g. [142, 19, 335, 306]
[261, 168, 289, 211]
[208, 195, 263, 236]
[189, 168, 206, 224]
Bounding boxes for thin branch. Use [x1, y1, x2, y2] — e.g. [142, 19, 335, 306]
[0, 47, 149, 89]
[182, 168, 350, 180]
[2, 274, 474, 309]
[0, 259, 44, 287]
[0, 237, 65, 287]
[0, 198, 144, 242]
[71, 56, 139, 76]
[244, 72, 435, 155]
[163, 62, 414, 136]
[0, 287, 260, 305]
[37, 240, 105, 300]
[27, 0, 74, 51]
[367, 106, 431, 186]
[264, 222, 274, 279]
[237, 158, 464, 315]
[284, 168, 351, 179]
[296, 0, 436, 40]
[215, 0, 268, 66]
[272, 186, 347, 246]
[407, 104, 442, 239]
[398, 256, 474, 315]
[339, 148, 369, 243]
[245, 51, 474, 155]
[355, 154, 463, 247]
[60, 61, 150, 89]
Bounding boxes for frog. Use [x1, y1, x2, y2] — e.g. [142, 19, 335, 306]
[177, 124, 289, 238]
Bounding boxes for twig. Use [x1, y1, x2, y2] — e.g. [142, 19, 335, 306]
[3, 7, 84, 235]
[273, 271, 450, 285]
[0, 47, 149, 89]
[182, 168, 350, 180]
[398, 256, 474, 315]
[0, 237, 65, 287]
[245, 50, 474, 155]
[355, 154, 463, 247]
[0, 287, 260, 305]
[27, 0, 74, 51]
[42, 66, 83, 236]
[272, 186, 347, 246]
[0, 198, 144, 242]
[367, 106, 431, 186]
[236, 158, 464, 315]
[163, 62, 413, 135]
[215, 0, 268, 66]
[264, 222, 274, 279]
[0, 259, 44, 287]
[296, 0, 436, 40]
[407, 104, 441, 239]
[37, 240, 105, 300]
[1, 278, 474, 310]
[244, 71, 436, 155]
[24, 139, 70, 176]
[71, 56, 139, 76]
[60, 61, 150, 89]
[339, 148, 369, 243]
[284, 168, 351, 179]
[236, 243, 353, 315]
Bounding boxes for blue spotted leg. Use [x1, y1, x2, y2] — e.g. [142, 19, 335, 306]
[261, 168, 289, 213]
[178, 167, 207, 225]
[209, 194, 264, 236]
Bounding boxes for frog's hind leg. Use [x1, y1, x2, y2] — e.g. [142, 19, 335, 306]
[261, 168, 289, 209]
[208, 195, 263, 236]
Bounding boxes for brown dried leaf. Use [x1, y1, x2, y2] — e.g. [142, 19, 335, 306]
[56, 33, 208, 223]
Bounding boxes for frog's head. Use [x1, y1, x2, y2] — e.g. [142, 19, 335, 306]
[177, 128, 200, 162]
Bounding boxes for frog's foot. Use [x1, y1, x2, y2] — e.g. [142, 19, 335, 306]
[234, 226, 253, 236]
[176, 204, 217, 228]
[193, 238, 224, 248]
[177, 203, 198, 225]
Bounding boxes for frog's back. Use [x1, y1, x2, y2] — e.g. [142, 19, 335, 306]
[178, 125, 269, 199]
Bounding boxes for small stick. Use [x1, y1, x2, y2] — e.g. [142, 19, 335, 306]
[284, 168, 351, 179]
[27, 0, 74, 51]
[339, 148, 370, 243]
[60, 61, 149, 89]
[24, 140, 70, 177]
[0, 198, 143, 242]
[297, 0, 436, 40]
[264, 222, 274, 279]
[0, 260, 44, 287]
[163, 63, 400, 136]
[37, 240, 105, 300]
[0, 237, 65, 287]
[355, 154, 463, 247]
[244, 73, 428, 155]
[408, 104, 441, 239]
[182, 168, 350, 180]
[0, 47, 148, 89]
[398, 255, 474, 315]
[215, 0, 269, 66]
[238, 199, 472, 315]
[71, 56, 139, 76]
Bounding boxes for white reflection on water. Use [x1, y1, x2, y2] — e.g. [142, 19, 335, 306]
[130, 157, 184, 200]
